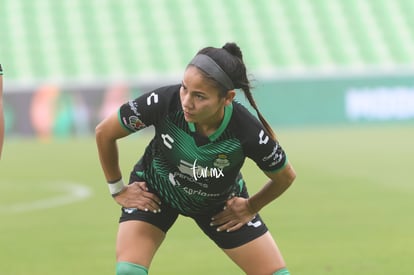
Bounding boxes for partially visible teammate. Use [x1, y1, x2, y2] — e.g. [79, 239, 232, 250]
[0, 64, 4, 159]
[96, 43, 296, 275]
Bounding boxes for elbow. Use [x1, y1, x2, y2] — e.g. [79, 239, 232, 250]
[289, 165, 297, 182]
[95, 121, 111, 145]
[95, 122, 104, 142]
[95, 118, 128, 144]
[288, 170, 296, 186]
[285, 163, 297, 186]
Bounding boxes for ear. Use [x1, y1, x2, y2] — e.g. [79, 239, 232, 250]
[224, 90, 236, 106]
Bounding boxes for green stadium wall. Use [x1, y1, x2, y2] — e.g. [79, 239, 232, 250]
[4, 73, 414, 137]
[248, 73, 414, 127]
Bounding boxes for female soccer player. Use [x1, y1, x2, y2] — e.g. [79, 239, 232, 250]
[96, 43, 296, 275]
[0, 64, 4, 159]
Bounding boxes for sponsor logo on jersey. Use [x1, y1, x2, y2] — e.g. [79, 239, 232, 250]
[128, 100, 140, 116]
[192, 159, 224, 181]
[175, 159, 226, 182]
[262, 144, 284, 168]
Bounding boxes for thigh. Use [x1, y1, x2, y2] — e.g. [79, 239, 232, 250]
[116, 220, 165, 268]
[117, 185, 179, 268]
[193, 179, 268, 249]
[223, 231, 286, 275]
[194, 212, 268, 249]
[117, 197, 179, 268]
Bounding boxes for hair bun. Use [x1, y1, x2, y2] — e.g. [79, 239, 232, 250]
[222, 42, 243, 59]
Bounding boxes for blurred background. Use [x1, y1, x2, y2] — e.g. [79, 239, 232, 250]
[1, 1, 414, 274]
[1, 0, 414, 139]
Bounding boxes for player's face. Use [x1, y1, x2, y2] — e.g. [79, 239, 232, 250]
[180, 66, 234, 128]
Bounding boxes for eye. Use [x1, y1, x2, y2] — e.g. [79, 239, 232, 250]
[195, 94, 206, 100]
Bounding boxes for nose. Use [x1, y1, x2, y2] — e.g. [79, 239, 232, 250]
[181, 91, 193, 110]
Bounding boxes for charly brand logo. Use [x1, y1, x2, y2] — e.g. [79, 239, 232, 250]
[258, 129, 269, 145]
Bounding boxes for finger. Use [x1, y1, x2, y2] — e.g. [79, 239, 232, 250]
[141, 191, 162, 206]
[211, 210, 232, 225]
[127, 191, 161, 212]
[131, 182, 162, 205]
[225, 223, 244, 233]
[126, 199, 161, 213]
[141, 197, 162, 213]
[226, 197, 237, 207]
[212, 211, 236, 227]
[216, 220, 240, 232]
[211, 203, 233, 220]
[135, 181, 149, 191]
[116, 187, 161, 213]
[212, 197, 239, 221]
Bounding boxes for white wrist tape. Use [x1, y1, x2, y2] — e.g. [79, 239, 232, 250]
[108, 178, 126, 197]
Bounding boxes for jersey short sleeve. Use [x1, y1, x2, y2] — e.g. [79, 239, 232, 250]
[231, 102, 287, 173]
[252, 131, 287, 173]
[118, 85, 180, 132]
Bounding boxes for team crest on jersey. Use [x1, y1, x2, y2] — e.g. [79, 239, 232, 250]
[125, 115, 146, 131]
[213, 154, 230, 170]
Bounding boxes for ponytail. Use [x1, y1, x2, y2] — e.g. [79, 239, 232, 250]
[239, 82, 277, 141]
[195, 42, 277, 141]
[222, 43, 277, 141]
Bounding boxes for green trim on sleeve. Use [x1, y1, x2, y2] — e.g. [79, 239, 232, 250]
[117, 109, 135, 133]
[264, 157, 289, 174]
[135, 171, 145, 178]
[237, 178, 244, 193]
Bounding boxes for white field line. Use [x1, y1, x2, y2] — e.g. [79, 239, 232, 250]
[0, 182, 92, 213]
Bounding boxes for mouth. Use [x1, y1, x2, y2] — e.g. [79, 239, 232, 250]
[183, 110, 194, 120]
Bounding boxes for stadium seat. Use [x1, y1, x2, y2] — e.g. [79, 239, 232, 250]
[1, 0, 413, 82]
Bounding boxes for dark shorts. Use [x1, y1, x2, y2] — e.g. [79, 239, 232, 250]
[119, 170, 268, 249]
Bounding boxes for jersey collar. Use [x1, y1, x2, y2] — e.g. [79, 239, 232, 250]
[188, 102, 233, 142]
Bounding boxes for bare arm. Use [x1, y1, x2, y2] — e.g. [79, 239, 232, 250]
[211, 162, 296, 232]
[95, 111, 130, 182]
[248, 162, 296, 213]
[95, 111, 161, 212]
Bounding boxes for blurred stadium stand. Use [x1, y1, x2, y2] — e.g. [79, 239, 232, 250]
[1, 0, 414, 137]
[1, 0, 414, 84]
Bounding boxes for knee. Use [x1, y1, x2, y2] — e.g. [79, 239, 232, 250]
[116, 262, 148, 275]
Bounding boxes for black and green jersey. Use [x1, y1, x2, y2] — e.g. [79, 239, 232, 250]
[118, 84, 287, 215]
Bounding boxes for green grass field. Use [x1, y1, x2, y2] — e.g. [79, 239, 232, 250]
[0, 124, 413, 274]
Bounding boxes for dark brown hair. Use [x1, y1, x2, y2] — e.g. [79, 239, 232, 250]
[192, 42, 277, 141]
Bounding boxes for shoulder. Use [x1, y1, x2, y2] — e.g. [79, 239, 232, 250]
[130, 84, 181, 113]
[230, 101, 263, 133]
[144, 84, 181, 103]
[152, 84, 181, 95]
[229, 101, 287, 172]
[227, 101, 266, 147]
[118, 84, 181, 131]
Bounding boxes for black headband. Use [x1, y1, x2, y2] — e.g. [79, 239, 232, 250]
[189, 54, 234, 90]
